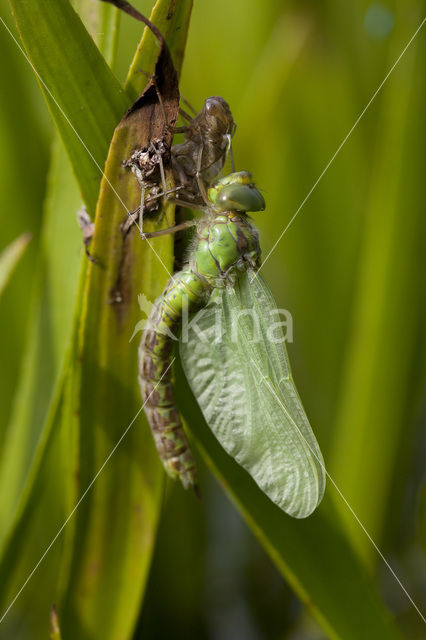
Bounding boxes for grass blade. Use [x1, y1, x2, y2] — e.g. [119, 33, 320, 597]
[0, 232, 31, 298]
[0, 140, 83, 533]
[8, 0, 129, 213]
[125, 0, 193, 98]
[329, 10, 424, 562]
[56, 3, 193, 637]
[0, 4, 117, 637]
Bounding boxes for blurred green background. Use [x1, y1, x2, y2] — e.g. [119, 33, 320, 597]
[0, 0, 425, 638]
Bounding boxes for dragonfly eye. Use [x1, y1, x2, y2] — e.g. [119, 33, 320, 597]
[215, 183, 265, 212]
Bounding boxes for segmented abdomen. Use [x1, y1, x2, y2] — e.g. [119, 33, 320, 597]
[139, 211, 261, 491]
[138, 270, 207, 489]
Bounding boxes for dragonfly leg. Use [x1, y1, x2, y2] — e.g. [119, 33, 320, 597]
[156, 151, 174, 228]
[166, 196, 208, 212]
[121, 212, 136, 236]
[148, 185, 185, 202]
[141, 219, 197, 239]
[130, 166, 147, 236]
[134, 69, 170, 130]
[148, 149, 198, 228]
[122, 186, 194, 238]
[195, 142, 210, 206]
[178, 108, 193, 124]
[133, 70, 189, 136]
[179, 94, 197, 116]
[168, 154, 211, 212]
[129, 154, 169, 236]
[150, 75, 195, 135]
[77, 205, 97, 263]
[138, 184, 146, 234]
[175, 97, 198, 129]
[170, 153, 191, 189]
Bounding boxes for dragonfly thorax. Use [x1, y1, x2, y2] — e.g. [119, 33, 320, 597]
[192, 211, 260, 285]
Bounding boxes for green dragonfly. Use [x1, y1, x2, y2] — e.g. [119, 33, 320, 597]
[138, 171, 325, 518]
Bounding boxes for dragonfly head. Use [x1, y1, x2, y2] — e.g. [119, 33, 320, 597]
[208, 171, 265, 213]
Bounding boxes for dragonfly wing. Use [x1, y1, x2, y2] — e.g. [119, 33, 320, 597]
[180, 271, 326, 518]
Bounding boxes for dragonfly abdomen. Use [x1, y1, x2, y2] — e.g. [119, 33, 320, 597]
[139, 172, 265, 492]
[139, 270, 208, 490]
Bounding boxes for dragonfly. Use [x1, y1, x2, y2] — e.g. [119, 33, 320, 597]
[124, 95, 236, 234]
[138, 170, 326, 518]
[99, 1, 237, 237]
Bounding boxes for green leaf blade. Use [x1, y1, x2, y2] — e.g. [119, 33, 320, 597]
[55, 2, 194, 637]
[125, 0, 194, 98]
[0, 232, 31, 298]
[9, 0, 130, 212]
[0, 139, 83, 535]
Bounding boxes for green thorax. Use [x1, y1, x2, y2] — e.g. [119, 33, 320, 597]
[190, 171, 265, 285]
[153, 171, 266, 318]
[191, 212, 260, 285]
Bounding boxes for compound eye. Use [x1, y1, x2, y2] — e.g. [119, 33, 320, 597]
[217, 184, 265, 212]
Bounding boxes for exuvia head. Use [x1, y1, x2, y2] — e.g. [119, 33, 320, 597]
[208, 171, 266, 213]
[202, 97, 235, 136]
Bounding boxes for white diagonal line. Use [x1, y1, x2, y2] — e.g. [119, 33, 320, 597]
[257, 16, 426, 276]
[0, 357, 175, 624]
[247, 353, 426, 625]
[0, 15, 173, 280]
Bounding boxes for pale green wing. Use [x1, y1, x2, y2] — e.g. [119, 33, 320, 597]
[180, 271, 326, 518]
